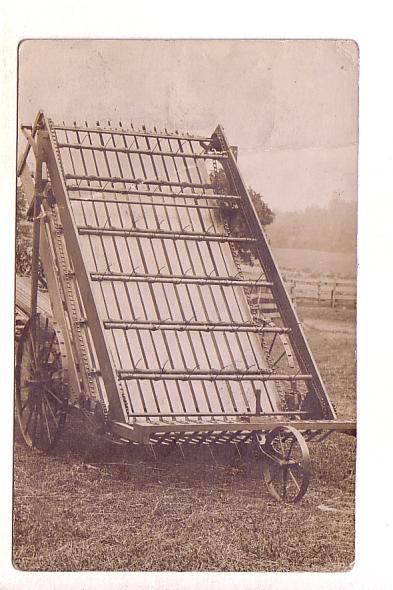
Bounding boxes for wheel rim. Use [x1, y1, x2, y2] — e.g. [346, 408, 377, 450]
[15, 314, 68, 451]
[261, 426, 311, 503]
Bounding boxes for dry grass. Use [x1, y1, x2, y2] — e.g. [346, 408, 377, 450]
[13, 305, 356, 571]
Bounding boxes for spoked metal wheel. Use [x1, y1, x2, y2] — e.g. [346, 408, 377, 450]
[260, 426, 311, 503]
[15, 313, 68, 451]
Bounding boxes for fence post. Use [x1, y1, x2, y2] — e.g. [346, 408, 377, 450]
[290, 282, 296, 309]
[330, 282, 337, 308]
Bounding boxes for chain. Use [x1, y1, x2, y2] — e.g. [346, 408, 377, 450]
[47, 119, 105, 413]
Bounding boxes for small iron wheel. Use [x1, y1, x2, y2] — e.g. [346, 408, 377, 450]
[260, 426, 311, 503]
[15, 314, 68, 451]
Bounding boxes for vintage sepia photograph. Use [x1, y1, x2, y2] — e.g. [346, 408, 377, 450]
[14, 39, 358, 572]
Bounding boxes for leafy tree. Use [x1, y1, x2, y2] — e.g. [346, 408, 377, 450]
[210, 168, 274, 265]
[210, 168, 275, 226]
[15, 184, 32, 275]
[248, 187, 275, 226]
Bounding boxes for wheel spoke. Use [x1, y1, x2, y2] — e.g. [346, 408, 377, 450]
[41, 397, 53, 447]
[43, 331, 56, 365]
[42, 392, 60, 425]
[278, 434, 285, 457]
[21, 397, 31, 413]
[43, 385, 64, 406]
[287, 466, 301, 492]
[260, 444, 283, 466]
[23, 402, 35, 435]
[285, 437, 295, 461]
[37, 318, 48, 363]
[28, 327, 39, 368]
[31, 400, 39, 446]
[282, 467, 288, 501]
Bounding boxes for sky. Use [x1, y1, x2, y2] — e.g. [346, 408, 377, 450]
[18, 39, 358, 211]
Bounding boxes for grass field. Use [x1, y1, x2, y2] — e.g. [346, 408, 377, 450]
[272, 247, 356, 279]
[13, 305, 356, 572]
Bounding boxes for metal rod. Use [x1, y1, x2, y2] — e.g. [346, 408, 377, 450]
[65, 173, 213, 190]
[125, 411, 308, 417]
[57, 141, 227, 160]
[53, 123, 212, 143]
[91, 271, 272, 288]
[79, 225, 257, 244]
[69, 194, 237, 211]
[30, 131, 46, 319]
[104, 319, 289, 334]
[66, 184, 241, 202]
[117, 370, 312, 381]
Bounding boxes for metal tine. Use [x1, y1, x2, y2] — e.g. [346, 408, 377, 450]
[234, 442, 243, 459]
[213, 363, 235, 382]
[160, 360, 170, 373]
[268, 333, 278, 355]
[159, 317, 172, 326]
[250, 272, 266, 293]
[149, 444, 157, 460]
[176, 442, 186, 459]
[102, 262, 113, 276]
[271, 350, 287, 369]
[208, 444, 218, 464]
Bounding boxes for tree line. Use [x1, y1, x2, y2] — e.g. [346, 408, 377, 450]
[266, 198, 357, 254]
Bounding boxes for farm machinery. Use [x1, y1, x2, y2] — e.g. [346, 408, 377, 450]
[15, 111, 356, 502]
